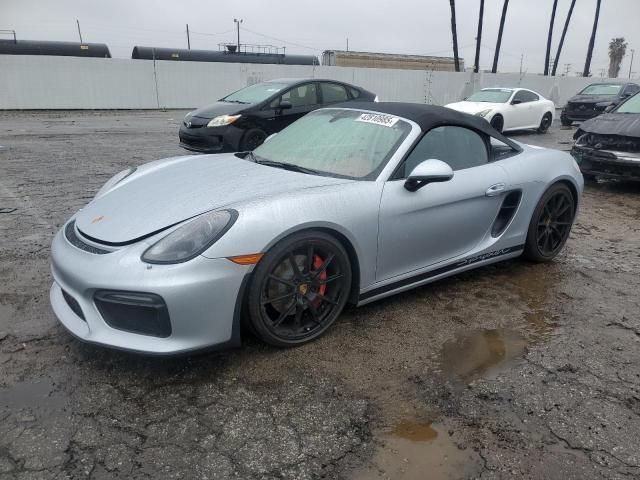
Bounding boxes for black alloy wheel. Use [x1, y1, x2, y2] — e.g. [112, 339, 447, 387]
[524, 183, 575, 262]
[537, 112, 552, 133]
[247, 232, 352, 346]
[490, 115, 504, 133]
[241, 129, 267, 151]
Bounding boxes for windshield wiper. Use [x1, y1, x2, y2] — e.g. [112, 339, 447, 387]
[223, 99, 249, 104]
[255, 159, 322, 176]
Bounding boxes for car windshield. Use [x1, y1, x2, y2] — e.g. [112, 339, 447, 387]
[252, 109, 412, 179]
[466, 89, 513, 103]
[222, 82, 288, 104]
[615, 93, 640, 113]
[579, 84, 622, 96]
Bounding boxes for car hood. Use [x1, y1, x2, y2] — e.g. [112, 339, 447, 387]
[445, 101, 503, 114]
[578, 113, 640, 138]
[189, 101, 252, 120]
[568, 94, 616, 105]
[75, 154, 351, 244]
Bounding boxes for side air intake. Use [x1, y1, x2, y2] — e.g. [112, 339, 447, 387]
[491, 190, 522, 237]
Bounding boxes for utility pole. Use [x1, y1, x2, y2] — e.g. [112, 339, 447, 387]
[346, 38, 349, 51]
[564, 63, 571, 76]
[234, 18, 243, 52]
[186, 24, 191, 50]
[473, 0, 485, 73]
[76, 19, 83, 43]
[630, 49, 635, 79]
[519, 54, 523, 76]
[544, 0, 558, 75]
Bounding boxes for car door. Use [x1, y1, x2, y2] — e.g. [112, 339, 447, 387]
[509, 90, 538, 129]
[377, 126, 509, 281]
[257, 82, 320, 133]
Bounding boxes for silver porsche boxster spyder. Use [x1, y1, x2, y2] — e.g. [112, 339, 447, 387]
[50, 102, 583, 354]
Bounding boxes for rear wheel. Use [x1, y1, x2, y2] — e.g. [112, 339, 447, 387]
[524, 184, 575, 262]
[240, 128, 267, 151]
[490, 115, 504, 133]
[247, 231, 352, 347]
[537, 112, 552, 133]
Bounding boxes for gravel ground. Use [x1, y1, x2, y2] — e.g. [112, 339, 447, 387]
[0, 110, 639, 479]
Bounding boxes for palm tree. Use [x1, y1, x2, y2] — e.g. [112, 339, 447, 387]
[583, 0, 602, 77]
[544, 0, 558, 75]
[608, 38, 627, 78]
[449, 0, 460, 72]
[551, 0, 576, 76]
[474, 0, 485, 73]
[491, 0, 510, 73]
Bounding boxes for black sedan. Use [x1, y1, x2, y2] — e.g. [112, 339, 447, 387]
[179, 78, 377, 153]
[561, 82, 640, 126]
[571, 92, 640, 181]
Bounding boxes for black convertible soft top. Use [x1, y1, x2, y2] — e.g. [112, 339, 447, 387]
[333, 101, 522, 152]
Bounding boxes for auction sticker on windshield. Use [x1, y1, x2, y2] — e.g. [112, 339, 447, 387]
[357, 113, 399, 127]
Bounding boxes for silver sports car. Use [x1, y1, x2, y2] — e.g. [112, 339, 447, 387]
[50, 103, 583, 354]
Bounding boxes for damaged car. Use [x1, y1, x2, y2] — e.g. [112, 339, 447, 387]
[572, 92, 640, 181]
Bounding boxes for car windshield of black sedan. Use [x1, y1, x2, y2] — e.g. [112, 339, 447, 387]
[616, 93, 640, 113]
[222, 82, 288, 104]
[252, 109, 412, 179]
[579, 84, 622, 96]
[466, 89, 513, 103]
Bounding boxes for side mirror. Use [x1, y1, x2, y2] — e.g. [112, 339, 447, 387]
[604, 104, 616, 113]
[404, 159, 454, 192]
[278, 100, 292, 110]
[511, 99, 522, 105]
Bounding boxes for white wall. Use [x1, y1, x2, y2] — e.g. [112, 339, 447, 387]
[0, 54, 616, 110]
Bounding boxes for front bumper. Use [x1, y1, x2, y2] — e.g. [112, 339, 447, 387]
[178, 124, 244, 154]
[561, 106, 604, 123]
[571, 145, 640, 181]
[50, 222, 249, 355]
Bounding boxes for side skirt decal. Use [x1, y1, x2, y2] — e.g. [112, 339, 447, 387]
[359, 244, 525, 302]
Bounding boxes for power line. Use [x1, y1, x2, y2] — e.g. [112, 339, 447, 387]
[240, 26, 320, 51]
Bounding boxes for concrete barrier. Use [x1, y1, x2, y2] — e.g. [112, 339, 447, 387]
[0, 54, 617, 110]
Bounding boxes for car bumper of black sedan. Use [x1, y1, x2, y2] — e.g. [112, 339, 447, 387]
[571, 145, 640, 180]
[178, 124, 244, 153]
[561, 108, 605, 123]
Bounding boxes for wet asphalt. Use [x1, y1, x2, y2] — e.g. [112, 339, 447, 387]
[0, 110, 639, 479]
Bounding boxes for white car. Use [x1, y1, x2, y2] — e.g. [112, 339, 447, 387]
[445, 88, 555, 134]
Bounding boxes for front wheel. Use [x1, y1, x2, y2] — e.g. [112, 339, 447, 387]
[240, 128, 267, 151]
[560, 116, 573, 127]
[537, 112, 553, 133]
[247, 231, 352, 347]
[524, 183, 575, 262]
[490, 115, 504, 133]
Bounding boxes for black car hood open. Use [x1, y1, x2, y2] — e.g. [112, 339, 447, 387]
[578, 113, 640, 138]
[568, 94, 616, 105]
[190, 101, 253, 120]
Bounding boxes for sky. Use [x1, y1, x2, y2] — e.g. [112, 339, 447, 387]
[1, 0, 639, 77]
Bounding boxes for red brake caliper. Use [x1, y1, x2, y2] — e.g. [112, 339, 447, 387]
[313, 255, 327, 306]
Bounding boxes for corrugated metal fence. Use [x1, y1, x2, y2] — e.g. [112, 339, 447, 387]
[0, 54, 615, 110]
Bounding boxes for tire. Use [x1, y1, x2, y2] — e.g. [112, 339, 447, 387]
[560, 116, 573, 127]
[523, 183, 575, 263]
[240, 128, 267, 151]
[247, 231, 352, 347]
[537, 112, 553, 133]
[490, 115, 504, 133]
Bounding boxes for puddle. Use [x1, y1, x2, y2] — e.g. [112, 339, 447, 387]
[0, 378, 68, 413]
[438, 328, 528, 380]
[352, 421, 481, 480]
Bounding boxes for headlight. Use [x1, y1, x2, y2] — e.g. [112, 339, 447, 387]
[141, 210, 237, 264]
[207, 114, 241, 127]
[476, 109, 493, 118]
[94, 167, 136, 199]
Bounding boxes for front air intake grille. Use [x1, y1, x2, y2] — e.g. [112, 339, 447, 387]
[65, 221, 109, 254]
[62, 289, 86, 321]
[94, 290, 172, 338]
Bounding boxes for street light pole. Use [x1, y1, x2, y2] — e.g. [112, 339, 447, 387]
[234, 18, 243, 52]
[630, 49, 636, 79]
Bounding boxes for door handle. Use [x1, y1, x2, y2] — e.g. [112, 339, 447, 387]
[486, 183, 506, 196]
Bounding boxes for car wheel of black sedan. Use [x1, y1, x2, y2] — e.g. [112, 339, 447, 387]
[560, 116, 573, 127]
[524, 183, 575, 262]
[537, 112, 553, 133]
[247, 231, 352, 347]
[241, 128, 267, 151]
